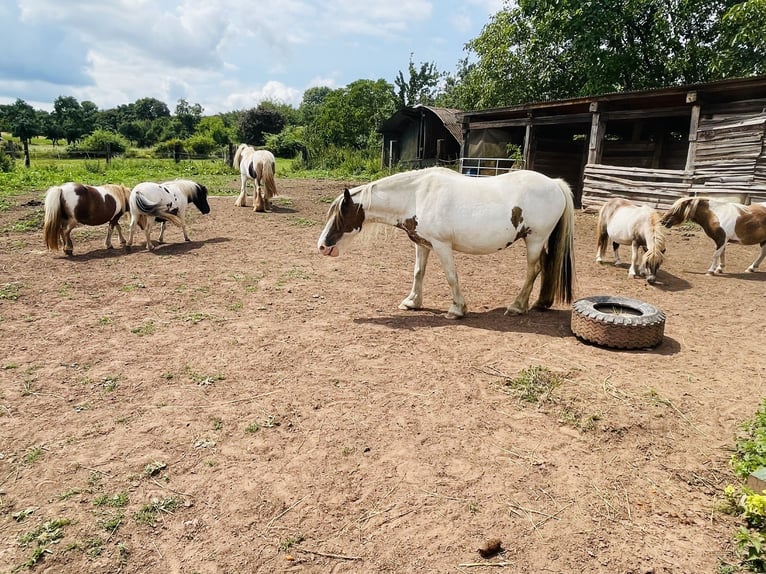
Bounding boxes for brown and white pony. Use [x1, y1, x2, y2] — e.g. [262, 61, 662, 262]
[233, 143, 277, 212]
[595, 198, 667, 284]
[43, 182, 132, 255]
[660, 196, 766, 274]
[127, 179, 210, 251]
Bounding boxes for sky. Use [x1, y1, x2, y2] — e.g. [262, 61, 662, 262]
[0, 0, 505, 115]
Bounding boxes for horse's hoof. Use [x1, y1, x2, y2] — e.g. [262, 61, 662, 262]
[398, 300, 420, 310]
[444, 312, 463, 320]
[64, 250, 73, 256]
[504, 306, 525, 316]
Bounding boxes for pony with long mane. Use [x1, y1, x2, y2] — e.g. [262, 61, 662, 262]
[127, 179, 210, 251]
[660, 196, 766, 274]
[596, 197, 667, 284]
[233, 143, 277, 212]
[43, 182, 132, 255]
[317, 167, 576, 319]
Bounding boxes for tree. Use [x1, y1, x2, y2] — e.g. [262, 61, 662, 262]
[175, 98, 204, 138]
[298, 87, 332, 125]
[196, 116, 235, 147]
[237, 104, 286, 146]
[394, 54, 444, 108]
[132, 98, 171, 121]
[53, 96, 86, 145]
[714, 0, 766, 76]
[308, 79, 397, 150]
[457, 0, 744, 109]
[7, 99, 40, 167]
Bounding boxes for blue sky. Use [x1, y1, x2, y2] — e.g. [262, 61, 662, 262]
[0, 0, 505, 114]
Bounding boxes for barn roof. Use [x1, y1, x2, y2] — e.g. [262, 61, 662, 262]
[379, 105, 464, 144]
[462, 74, 766, 125]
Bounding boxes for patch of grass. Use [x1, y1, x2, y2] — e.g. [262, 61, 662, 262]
[101, 375, 119, 392]
[130, 320, 155, 336]
[3, 209, 44, 232]
[280, 534, 305, 552]
[185, 366, 225, 386]
[499, 365, 563, 403]
[97, 511, 124, 533]
[23, 446, 43, 465]
[245, 422, 260, 434]
[134, 496, 181, 526]
[211, 417, 223, 430]
[93, 492, 129, 508]
[97, 316, 114, 326]
[184, 312, 212, 324]
[0, 282, 22, 300]
[290, 217, 318, 227]
[57, 489, 81, 501]
[17, 518, 71, 569]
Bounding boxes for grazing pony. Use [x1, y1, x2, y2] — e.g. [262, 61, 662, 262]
[595, 197, 667, 284]
[127, 179, 210, 251]
[660, 196, 766, 274]
[43, 182, 132, 255]
[317, 167, 576, 319]
[233, 143, 277, 212]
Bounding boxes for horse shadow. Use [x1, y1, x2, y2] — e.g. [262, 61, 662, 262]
[683, 270, 766, 282]
[355, 307, 575, 338]
[355, 307, 682, 355]
[268, 204, 297, 214]
[645, 269, 692, 292]
[65, 237, 230, 261]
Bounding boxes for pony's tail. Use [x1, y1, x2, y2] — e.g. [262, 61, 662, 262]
[645, 215, 667, 266]
[596, 206, 609, 257]
[537, 179, 576, 308]
[43, 185, 63, 251]
[261, 159, 277, 199]
[132, 193, 186, 228]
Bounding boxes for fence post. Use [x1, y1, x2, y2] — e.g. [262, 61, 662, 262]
[106, 143, 111, 165]
[174, 143, 181, 163]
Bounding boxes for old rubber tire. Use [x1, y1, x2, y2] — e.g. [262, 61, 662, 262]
[571, 295, 665, 349]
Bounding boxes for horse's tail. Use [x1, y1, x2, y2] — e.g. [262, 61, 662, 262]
[233, 144, 246, 168]
[43, 185, 64, 251]
[538, 179, 576, 307]
[132, 192, 186, 228]
[595, 204, 610, 256]
[261, 157, 277, 199]
[644, 213, 667, 267]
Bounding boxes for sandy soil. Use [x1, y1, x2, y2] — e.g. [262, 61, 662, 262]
[0, 177, 765, 574]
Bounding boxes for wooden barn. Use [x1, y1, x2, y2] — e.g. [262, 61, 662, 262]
[459, 75, 766, 209]
[379, 105, 463, 169]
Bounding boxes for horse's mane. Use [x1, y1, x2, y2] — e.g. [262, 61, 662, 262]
[233, 143, 252, 168]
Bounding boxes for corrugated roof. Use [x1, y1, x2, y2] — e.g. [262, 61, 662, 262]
[379, 105, 464, 144]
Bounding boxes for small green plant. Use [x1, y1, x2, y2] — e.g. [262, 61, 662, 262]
[211, 417, 223, 430]
[23, 446, 43, 464]
[93, 492, 129, 508]
[280, 534, 305, 551]
[245, 422, 260, 433]
[134, 496, 180, 526]
[131, 321, 156, 336]
[97, 316, 114, 326]
[101, 375, 119, 392]
[291, 217, 317, 227]
[499, 365, 563, 403]
[725, 398, 766, 571]
[0, 282, 21, 300]
[97, 511, 124, 533]
[17, 518, 71, 568]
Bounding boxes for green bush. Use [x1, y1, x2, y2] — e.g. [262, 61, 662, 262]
[184, 134, 218, 156]
[77, 129, 130, 155]
[0, 148, 14, 173]
[264, 126, 307, 159]
[153, 139, 185, 158]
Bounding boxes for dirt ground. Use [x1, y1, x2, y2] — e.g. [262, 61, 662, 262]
[1, 176, 765, 574]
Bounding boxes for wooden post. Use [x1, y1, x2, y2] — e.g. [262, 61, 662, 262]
[685, 93, 701, 173]
[522, 116, 534, 170]
[587, 102, 605, 166]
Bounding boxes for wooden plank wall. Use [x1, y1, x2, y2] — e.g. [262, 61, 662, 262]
[581, 112, 766, 211]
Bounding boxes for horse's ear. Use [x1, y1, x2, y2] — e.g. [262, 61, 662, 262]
[343, 188, 352, 202]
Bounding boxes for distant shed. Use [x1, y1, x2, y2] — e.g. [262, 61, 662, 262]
[379, 105, 463, 169]
[459, 75, 766, 209]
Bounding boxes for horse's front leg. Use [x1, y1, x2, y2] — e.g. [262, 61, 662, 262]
[158, 221, 167, 243]
[747, 243, 766, 272]
[104, 224, 114, 249]
[612, 242, 622, 267]
[708, 244, 726, 275]
[432, 243, 465, 319]
[399, 244, 430, 311]
[234, 176, 247, 207]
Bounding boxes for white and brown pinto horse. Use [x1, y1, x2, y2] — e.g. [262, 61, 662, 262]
[43, 182, 132, 255]
[127, 179, 210, 251]
[233, 143, 277, 212]
[596, 197, 666, 284]
[317, 167, 576, 319]
[660, 196, 766, 274]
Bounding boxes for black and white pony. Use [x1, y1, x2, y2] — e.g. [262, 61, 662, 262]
[127, 179, 210, 251]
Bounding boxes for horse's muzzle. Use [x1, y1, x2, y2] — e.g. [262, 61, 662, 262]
[319, 244, 339, 257]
